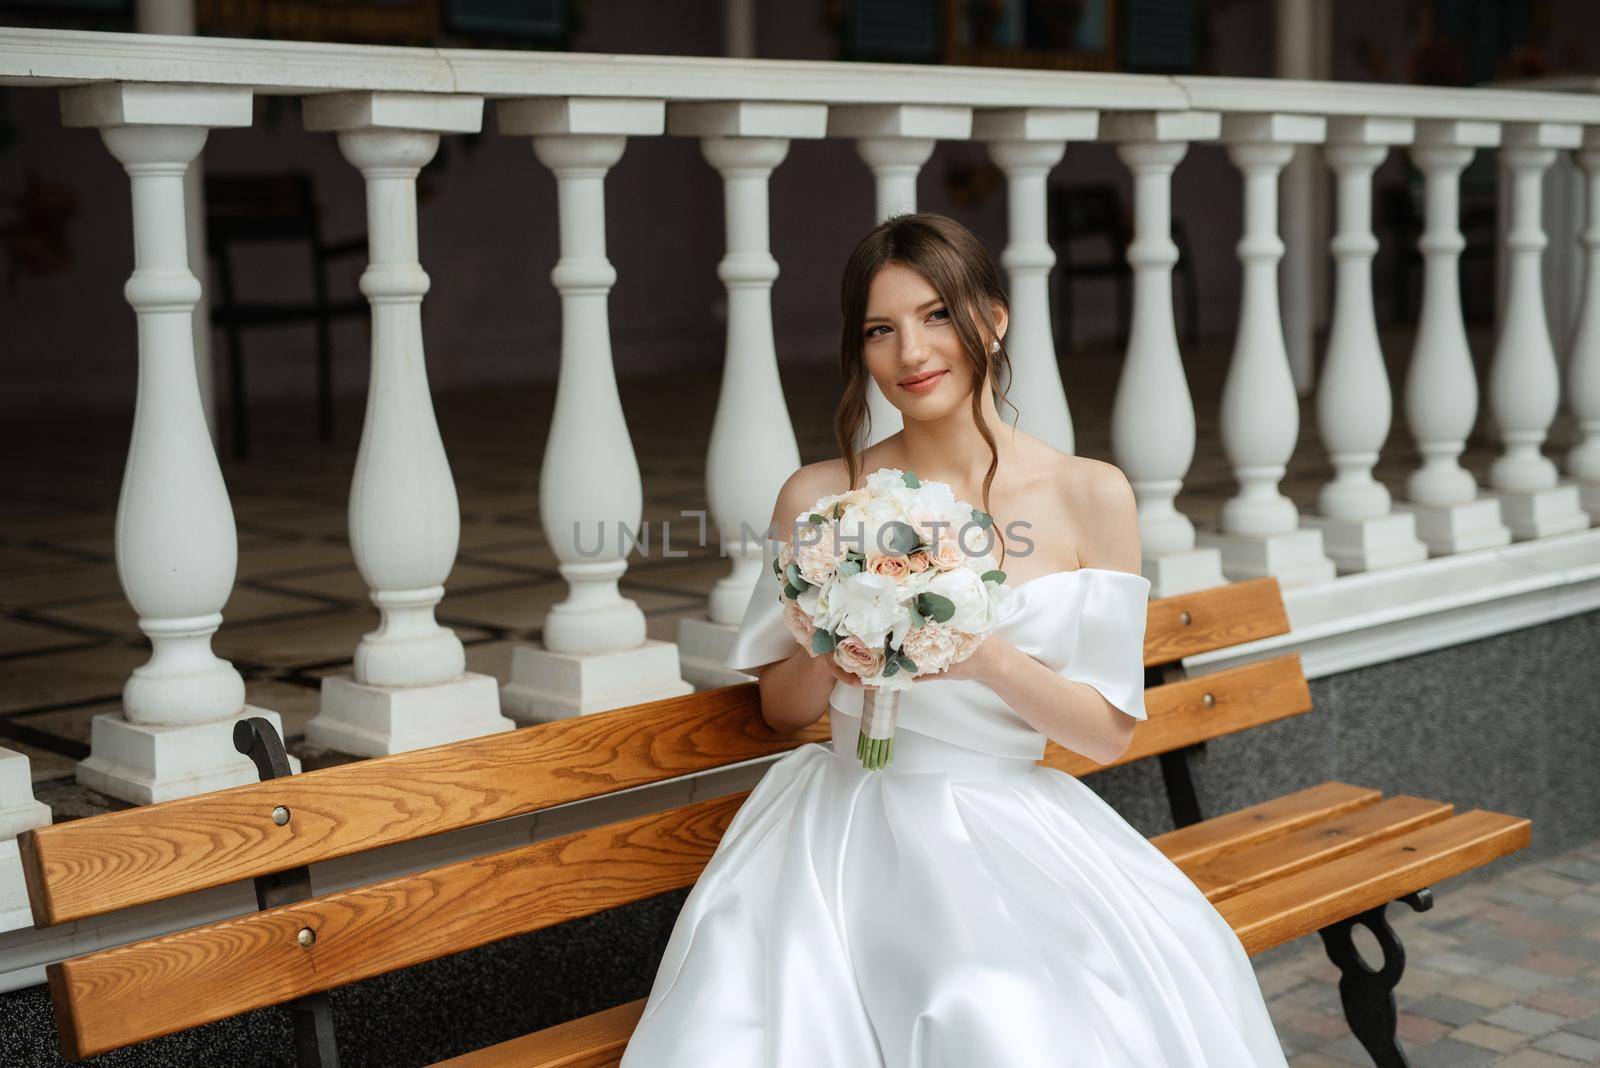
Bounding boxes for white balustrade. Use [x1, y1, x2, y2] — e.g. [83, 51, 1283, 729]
[1196, 113, 1336, 587]
[1301, 117, 1429, 574]
[303, 92, 514, 755]
[0, 749, 50, 931]
[829, 104, 973, 451]
[1569, 128, 1600, 517]
[1100, 110, 1227, 597]
[494, 96, 693, 720]
[59, 82, 298, 803]
[669, 102, 822, 687]
[1396, 120, 1511, 554]
[1485, 122, 1592, 539]
[975, 108, 1097, 455]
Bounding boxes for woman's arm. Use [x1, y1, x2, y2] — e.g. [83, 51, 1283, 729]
[746, 465, 870, 735]
[922, 463, 1144, 765]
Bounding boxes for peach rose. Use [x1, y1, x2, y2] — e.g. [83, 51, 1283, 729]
[906, 550, 931, 573]
[783, 601, 815, 650]
[929, 537, 971, 571]
[833, 636, 884, 679]
[866, 553, 911, 581]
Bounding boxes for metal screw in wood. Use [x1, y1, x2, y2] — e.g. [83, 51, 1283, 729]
[297, 927, 316, 949]
[272, 806, 291, 826]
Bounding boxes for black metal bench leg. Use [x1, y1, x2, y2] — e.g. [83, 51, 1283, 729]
[1316, 888, 1434, 1068]
[234, 717, 342, 1068]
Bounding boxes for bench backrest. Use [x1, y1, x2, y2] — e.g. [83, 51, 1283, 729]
[20, 575, 1309, 1059]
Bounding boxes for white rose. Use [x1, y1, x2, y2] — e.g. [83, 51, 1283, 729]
[830, 571, 909, 648]
[925, 567, 995, 633]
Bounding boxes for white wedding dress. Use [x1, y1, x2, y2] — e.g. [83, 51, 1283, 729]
[619, 544, 1288, 1067]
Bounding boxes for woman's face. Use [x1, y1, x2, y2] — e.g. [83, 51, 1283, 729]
[861, 261, 1003, 420]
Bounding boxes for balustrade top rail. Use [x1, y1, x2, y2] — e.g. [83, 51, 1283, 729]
[2, 27, 1598, 126]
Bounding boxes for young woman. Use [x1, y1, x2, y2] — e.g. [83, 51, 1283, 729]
[619, 213, 1287, 1067]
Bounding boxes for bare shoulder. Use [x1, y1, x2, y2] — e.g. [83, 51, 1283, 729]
[1048, 451, 1141, 575]
[769, 459, 852, 542]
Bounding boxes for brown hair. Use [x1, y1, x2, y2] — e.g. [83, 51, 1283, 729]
[833, 211, 1019, 565]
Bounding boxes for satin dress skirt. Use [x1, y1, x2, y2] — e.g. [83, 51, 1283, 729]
[617, 709, 1288, 1067]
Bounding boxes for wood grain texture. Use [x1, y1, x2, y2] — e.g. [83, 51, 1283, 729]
[1042, 653, 1312, 777]
[1143, 575, 1292, 665]
[433, 998, 646, 1067]
[1218, 809, 1533, 955]
[48, 792, 747, 1059]
[1153, 782, 1383, 867]
[1183, 796, 1455, 902]
[20, 684, 824, 927]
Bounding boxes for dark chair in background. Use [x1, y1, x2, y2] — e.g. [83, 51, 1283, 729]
[1050, 182, 1199, 354]
[204, 173, 367, 460]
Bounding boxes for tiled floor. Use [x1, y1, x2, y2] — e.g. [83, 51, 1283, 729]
[2, 329, 1594, 1062]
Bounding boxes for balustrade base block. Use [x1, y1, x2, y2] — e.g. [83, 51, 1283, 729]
[1394, 497, 1514, 555]
[500, 639, 693, 723]
[76, 707, 300, 805]
[1581, 481, 1600, 520]
[1140, 547, 1229, 599]
[1300, 512, 1431, 575]
[0, 841, 30, 933]
[677, 614, 760, 690]
[1483, 485, 1593, 542]
[1197, 527, 1338, 588]
[311, 672, 512, 757]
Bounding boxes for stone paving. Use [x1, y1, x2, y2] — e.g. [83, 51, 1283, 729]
[1260, 837, 1600, 1066]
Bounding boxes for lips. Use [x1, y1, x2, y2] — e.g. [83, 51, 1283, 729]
[900, 370, 947, 393]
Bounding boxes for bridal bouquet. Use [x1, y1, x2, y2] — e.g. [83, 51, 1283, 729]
[773, 468, 1013, 769]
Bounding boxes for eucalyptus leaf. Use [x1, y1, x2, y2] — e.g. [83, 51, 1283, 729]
[908, 610, 926, 630]
[981, 569, 1006, 584]
[783, 583, 803, 600]
[837, 559, 862, 578]
[882, 520, 919, 556]
[896, 653, 918, 673]
[882, 660, 900, 677]
[808, 512, 827, 525]
[784, 563, 811, 591]
[901, 471, 921, 488]
[811, 629, 836, 654]
[917, 591, 956, 623]
[970, 508, 993, 528]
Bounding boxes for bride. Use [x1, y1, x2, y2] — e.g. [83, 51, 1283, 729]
[618, 212, 1288, 1066]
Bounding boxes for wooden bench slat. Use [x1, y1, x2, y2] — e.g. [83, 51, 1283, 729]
[1145, 576, 1292, 663]
[433, 998, 646, 1068]
[1041, 653, 1312, 777]
[1183, 796, 1455, 902]
[19, 685, 825, 928]
[1217, 809, 1533, 956]
[1152, 782, 1382, 866]
[47, 793, 745, 1060]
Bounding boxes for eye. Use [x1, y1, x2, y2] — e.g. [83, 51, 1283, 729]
[865, 324, 890, 339]
[928, 308, 949, 323]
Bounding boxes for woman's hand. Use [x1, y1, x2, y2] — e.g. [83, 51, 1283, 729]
[809, 648, 871, 689]
[911, 635, 1010, 686]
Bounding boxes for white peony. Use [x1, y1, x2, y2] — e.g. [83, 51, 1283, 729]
[829, 571, 909, 648]
[924, 567, 998, 633]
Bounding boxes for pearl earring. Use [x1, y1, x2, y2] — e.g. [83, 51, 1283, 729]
[989, 339, 1000, 354]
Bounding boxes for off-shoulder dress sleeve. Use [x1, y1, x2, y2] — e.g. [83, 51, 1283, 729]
[723, 538, 800, 675]
[1054, 569, 1153, 722]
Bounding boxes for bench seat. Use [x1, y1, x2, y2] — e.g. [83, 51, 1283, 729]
[436, 781, 1529, 1067]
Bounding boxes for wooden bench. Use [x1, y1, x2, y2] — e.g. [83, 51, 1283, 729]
[18, 576, 1531, 1067]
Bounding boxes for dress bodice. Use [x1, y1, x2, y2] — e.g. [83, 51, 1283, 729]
[724, 538, 1153, 760]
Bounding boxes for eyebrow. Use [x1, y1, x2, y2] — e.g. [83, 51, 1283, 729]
[863, 298, 943, 325]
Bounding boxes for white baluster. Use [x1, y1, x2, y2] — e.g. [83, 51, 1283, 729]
[829, 105, 973, 450]
[1198, 113, 1336, 587]
[1568, 129, 1600, 518]
[975, 108, 1097, 455]
[1302, 117, 1429, 574]
[0, 749, 51, 931]
[669, 102, 824, 687]
[1485, 122, 1591, 539]
[303, 92, 513, 755]
[59, 83, 298, 803]
[494, 97, 693, 720]
[1396, 120, 1511, 554]
[1100, 110, 1226, 597]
